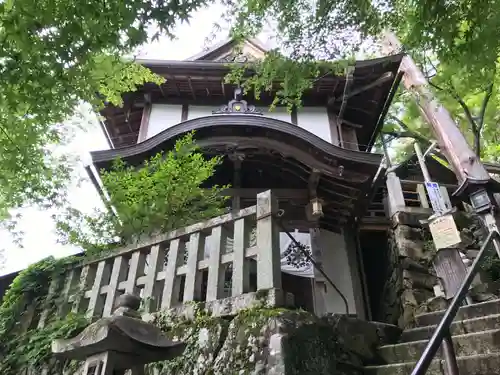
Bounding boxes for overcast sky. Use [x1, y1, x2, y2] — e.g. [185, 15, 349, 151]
[0, 4, 238, 276]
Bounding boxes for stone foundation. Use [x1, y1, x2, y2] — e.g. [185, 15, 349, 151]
[146, 307, 401, 375]
[380, 212, 439, 328]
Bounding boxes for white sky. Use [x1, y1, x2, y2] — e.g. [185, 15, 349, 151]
[0, 4, 233, 276]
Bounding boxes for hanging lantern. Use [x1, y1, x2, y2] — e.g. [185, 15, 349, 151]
[307, 197, 324, 220]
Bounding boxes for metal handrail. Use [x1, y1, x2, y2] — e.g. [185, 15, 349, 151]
[411, 230, 500, 375]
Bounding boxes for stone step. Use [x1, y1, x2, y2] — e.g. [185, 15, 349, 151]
[415, 299, 500, 327]
[364, 353, 500, 375]
[401, 313, 500, 343]
[377, 328, 500, 363]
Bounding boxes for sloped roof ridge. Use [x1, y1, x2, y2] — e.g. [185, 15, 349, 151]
[185, 36, 269, 61]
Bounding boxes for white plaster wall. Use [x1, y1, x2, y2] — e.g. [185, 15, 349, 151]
[146, 104, 183, 139]
[187, 105, 213, 120]
[312, 229, 360, 316]
[263, 107, 292, 122]
[296, 107, 332, 142]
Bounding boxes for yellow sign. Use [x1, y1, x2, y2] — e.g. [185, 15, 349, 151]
[429, 214, 461, 250]
[234, 104, 241, 111]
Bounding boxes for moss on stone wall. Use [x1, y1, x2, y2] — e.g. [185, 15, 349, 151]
[145, 303, 396, 375]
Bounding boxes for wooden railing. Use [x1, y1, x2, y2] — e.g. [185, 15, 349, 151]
[385, 172, 453, 216]
[30, 190, 283, 329]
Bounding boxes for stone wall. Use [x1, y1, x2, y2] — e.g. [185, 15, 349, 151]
[379, 212, 442, 328]
[146, 306, 401, 375]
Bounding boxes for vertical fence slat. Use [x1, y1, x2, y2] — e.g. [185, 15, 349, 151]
[103, 256, 126, 317]
[142, 245, 164, 312]
[386, 172, 406, 215]
[416, 183, 430, 208]
[58, 270, 77, 316]
[161, 239, 181, 309]
[20, 304, 36, 332]
[38, 278, 59, 327]
[124, 251, 146, 295]
[206, 226, 225, 301]
[232, 218, 249, 296]
[72, 265, 92, 313]
[440, 186, 452, 210]
[183, 232, 203, 302]
[87, 261, 109, 318]
[256, 190, 281, 290]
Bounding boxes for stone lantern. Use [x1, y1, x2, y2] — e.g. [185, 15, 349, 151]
[52, 294, 186, 375]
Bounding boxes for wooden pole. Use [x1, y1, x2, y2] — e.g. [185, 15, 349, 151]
[382, 32, 491, 197]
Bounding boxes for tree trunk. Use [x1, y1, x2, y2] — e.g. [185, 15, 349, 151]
[473, 131, 481, 158]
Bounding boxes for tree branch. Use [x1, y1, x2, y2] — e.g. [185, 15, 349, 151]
[478, 83, 494, 132]
[448, 87, 478, 133]
[387, 115, 430, 145]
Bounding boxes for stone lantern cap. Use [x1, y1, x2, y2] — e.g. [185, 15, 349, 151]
[52, 294, 186, 367]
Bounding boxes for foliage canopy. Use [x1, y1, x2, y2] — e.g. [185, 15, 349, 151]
[56, 133, 229, 257]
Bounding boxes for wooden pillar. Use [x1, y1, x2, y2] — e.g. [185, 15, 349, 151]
[382, 33, 491, 189]
[229, 154, 243, 210]
[386, 171, 406, 216]
[256, 190, 281, 290]
[341, 126, 359, 150]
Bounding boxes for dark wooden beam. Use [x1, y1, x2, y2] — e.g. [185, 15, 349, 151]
[187, 77, 196, 100]
[334, 72, 394, 102]
[308, 169, 321, 198]
[137, 99, 151, 143]
[341, 119, 363, 128]
[291, 106, 298, 125]
[181, 104, 188, 122]
[159, 84, 167, 98]
[218, 188, 308, 200]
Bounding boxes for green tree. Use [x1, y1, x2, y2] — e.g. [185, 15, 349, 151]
[4, 0, 500, 221]
[380, 57, 500, 162]
[56, 133, 229, 257]
[222, 0, 500, 160]
[0, 0, 209, 218]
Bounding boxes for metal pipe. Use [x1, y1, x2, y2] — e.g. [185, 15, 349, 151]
[414, 142, 432, 183]
[381, 134, 392, 168]
[423, 141, 438, 158]
[411, 230, 499, 375]
[442, 332, 460, 375]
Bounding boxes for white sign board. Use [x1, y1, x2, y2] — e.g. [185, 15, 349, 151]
[429, 214, 461, 250]
[425, 181, 448, 214]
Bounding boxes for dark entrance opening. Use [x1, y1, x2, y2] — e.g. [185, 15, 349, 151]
[359, 229, 390, 321]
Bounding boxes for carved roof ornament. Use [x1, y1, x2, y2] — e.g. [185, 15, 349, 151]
[212, 87, 262, 115]
[217, 51, 255, 63]
[51, 293, 186, 374]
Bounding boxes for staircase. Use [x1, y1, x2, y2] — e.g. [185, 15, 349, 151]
[365, 299, 500, 375]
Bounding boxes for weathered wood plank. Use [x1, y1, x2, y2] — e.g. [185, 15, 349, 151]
[87, 260, 110, 317]
[58, 269, 78, 316]
[142, 245, 165, 313]
[256, 190, 282, 290]
[88, 206, 257, 265]
[183, 232, 203, 302]
[386, 172, 406, 215]
[72, 265, 95, 314]
[103, 256, 127, 317]
[206, 226, 226, 301]
[433, 248, 468, 299]
[123, 251, 146, 295]
[39, 277, 60, 327]
[161, 239, 181, 309]
[416, 184, 430, 208]
[232, 218, 249, 296]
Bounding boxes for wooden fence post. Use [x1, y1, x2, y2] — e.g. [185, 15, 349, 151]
[256, 190, 282, 290]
